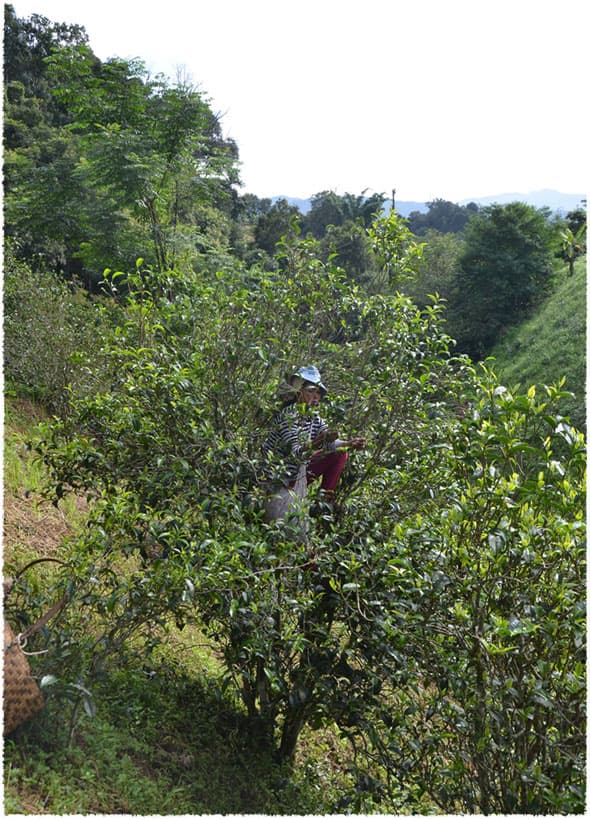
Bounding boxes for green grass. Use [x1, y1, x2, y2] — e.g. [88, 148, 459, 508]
[3, 398, 48, 495]
[490, 258, 586, 430]
[6, 666, 313, 814]
[4, 635, 361, 815]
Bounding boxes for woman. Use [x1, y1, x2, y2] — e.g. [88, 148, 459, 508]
[262, 365, 365, 522]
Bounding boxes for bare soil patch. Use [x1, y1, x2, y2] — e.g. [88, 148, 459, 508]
[3, 491, 78, 564]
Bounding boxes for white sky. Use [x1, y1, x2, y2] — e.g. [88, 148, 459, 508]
[8, 0, 590, 202]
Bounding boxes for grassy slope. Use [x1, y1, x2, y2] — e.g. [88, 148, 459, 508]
[489, 258, 586, 430]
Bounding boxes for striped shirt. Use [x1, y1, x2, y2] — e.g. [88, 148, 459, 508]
[261, 402, 335, 485]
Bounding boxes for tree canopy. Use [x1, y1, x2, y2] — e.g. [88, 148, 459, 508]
[302, 189, 386, 239]
[406, 198, 479, 235]
[3, 5, 240, 285]
[449, 202, 558, 358]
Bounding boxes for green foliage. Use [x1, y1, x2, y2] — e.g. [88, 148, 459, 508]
[2, 245, 113, 413]
[3, 70, 87, 276]
[319, 220, 375, 286]
[4, 10, 239, 284]
[25, 217, 585, 812]
[234, 192, 273, 223]
[3, 9, 97, 280]
[370, 369, 586, 813]
[367, 210, 425, 289]
[449, 202, 559, 358]
[4, 9, 585, 811]
[302, 190, 344, 238]
[301, 190, 387, 284]
[253, 198, 301, 258]
[558, 219, 586, 276]
[3, 402, 383, 814]
[3, 4, 87, 104]
[30, 221, 463, 763]
[402, 228, 464, 310]
[564, 206, 587, 238]
[406, 197, 479, 235]
[303, 189, 386, 239]
[46, 47, 239, 275]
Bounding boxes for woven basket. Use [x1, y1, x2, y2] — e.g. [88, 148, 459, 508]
[4, 621, 46, 735]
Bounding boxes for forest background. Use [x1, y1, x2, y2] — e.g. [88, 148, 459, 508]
[2, 6, 587, 815]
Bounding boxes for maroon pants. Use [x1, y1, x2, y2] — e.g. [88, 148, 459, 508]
[305, 450, 349, 491]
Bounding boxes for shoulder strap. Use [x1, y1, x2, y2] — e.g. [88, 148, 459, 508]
[14, 557, 65, 579]
[14, 595, 68, 644]
[4, 557, 68, 646]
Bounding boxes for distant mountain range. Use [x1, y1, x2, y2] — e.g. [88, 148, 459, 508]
[274, 189, 586, 218]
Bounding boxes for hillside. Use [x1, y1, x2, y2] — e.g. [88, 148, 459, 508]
[3, 9, 586, 814]
[490, 259, 586, 430]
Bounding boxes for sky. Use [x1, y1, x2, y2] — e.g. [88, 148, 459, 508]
[8, 0, 590, 203]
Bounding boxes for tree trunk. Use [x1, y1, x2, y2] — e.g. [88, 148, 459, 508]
[278, 706, 307, 761]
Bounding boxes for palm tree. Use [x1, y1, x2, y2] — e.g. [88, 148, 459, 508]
[560, 223, 586, 276]
[341, 189, 386, 227]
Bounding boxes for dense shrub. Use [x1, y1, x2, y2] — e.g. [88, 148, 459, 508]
[3, 243, 113, 413]
[364, 372, 586, 813]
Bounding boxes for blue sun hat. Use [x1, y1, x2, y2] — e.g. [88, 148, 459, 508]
[293, 365, 327, 397]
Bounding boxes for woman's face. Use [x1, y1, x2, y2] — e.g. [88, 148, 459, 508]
[299, 383, 321, 407]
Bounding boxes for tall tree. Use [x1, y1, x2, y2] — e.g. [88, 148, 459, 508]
[303, 190, 345, 238]
[3, 7, 92, 276]
[4, 9, 240, 283]
[303, 189, 386, 239]
[449, 202, 557, 358]
[3, 4, 87, 109]
[46, 46, 240, 273]
[403, 228, 464, 310]
[319, 220, 375, 285]
[407, 198, 479, 235]
[340, 190, 386, 227]
[301, 190, 386, 283]
[558, 205, 587, 275]
[253, 198, 300, 256]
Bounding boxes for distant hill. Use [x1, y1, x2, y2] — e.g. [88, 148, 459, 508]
[273, 189, 586, 218]
[277, 197, 313, 214]
[458, 189, 586, 213]
[274, 196, 427, 217]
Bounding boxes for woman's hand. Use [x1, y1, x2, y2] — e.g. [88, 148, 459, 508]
[344, 436, 367, 451]
[311, 429, 338, 449]
[309, 431, 366, 456]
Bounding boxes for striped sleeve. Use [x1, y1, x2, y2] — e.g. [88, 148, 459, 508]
[262, 405, 328, 479]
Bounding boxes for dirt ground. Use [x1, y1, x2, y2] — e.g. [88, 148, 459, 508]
[3, 397, 87, 567]
[3, 490, 76, 565]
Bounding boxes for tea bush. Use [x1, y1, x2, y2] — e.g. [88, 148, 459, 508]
[28, 215, 586, 812]
[3, 243, 114, 414]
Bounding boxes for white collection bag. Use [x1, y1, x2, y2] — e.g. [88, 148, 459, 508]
[264, 464, 309, 540]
